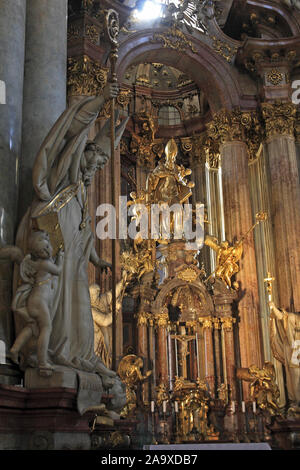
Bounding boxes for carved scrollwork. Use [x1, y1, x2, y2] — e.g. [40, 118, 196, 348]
[67, 55, 108, 96]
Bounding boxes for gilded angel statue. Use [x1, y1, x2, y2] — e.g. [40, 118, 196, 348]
[205, 236, 243, 289]
[205, 212, 267, 289]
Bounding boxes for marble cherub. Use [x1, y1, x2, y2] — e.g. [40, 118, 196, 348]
[9, 230, 64, 376]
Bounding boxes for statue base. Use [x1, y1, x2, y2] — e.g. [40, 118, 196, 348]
[25, 365, 77, 389]
[0, 384, 95, 449]
[24, 365, 104, 415]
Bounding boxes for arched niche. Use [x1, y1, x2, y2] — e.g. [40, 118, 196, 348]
[115, 28, 248, 114]
[152, 277, 215, 320]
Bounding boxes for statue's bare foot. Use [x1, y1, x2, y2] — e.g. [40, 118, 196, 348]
[38, 363, 54, 377]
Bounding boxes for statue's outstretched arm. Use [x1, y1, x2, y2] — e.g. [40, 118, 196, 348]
[89, 245, 112, 273]
[269, 301, 284, 320]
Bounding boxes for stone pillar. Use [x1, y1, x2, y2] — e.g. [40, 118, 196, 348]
[0, 0, 26, 361]
[262, 102, 300, 311]
[220, 139, 262, 371]
[199, 316, 215, 396]
[207, 110, 263, 375]
[155, 311, 169, 387]
[18, 0, 67, 220]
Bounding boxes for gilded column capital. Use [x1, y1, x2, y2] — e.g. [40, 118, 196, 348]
[261, 101, 296, 139]
[212, 318, 221, 330]
[136, 311, 150, 326]
[207, 108, 253, 144]
[155, 312, 169, 328]
[67, 55, 108, 96]
[220, 316, 236, 331]
[198, 316, 213, 329]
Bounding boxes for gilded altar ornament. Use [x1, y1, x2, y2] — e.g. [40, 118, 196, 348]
[266, 69, 284, 86]
[205, 211, 267, 289]
[217, 383, 229, 404]
[156, 382, 170, 407]
[152, 25, 197, 54]
[237, 362, 280, 416]
[146, 138, 194, 243]
[264, 272, 275, 302]
[118, 354, 152, 418]
[261, 101, 297, 138]
[211, 36, 238, 63]
[204, 236, 243, 289]
[172, 377, 218, 441]
[99, 89, 132, 118]
[67, 55, 108, 96]
[177, 266, 199, 283]
[130, 112, 158, 167]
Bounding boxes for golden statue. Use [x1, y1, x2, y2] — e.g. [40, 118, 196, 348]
[237, 362, 280, 416]
[205, 211, 267, 289]
[118, 354, 152, 417]
[205, 236, 243, 289]
[145, 138, 194, 243]
[147, 138, 194, 206]
[156, 382, 170, 407]
[130, 112, 158, 167]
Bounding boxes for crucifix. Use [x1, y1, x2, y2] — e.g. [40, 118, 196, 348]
[171, 333, 195, 379]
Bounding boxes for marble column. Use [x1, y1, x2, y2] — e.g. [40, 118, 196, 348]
[18, 0, 67, 221]
[136, 311, 149, 403]
[200, 317, 215, 396]
[220, 316, 237, 400]
[212, 318, 222, 388]
[155, 312, 169, 387]
[220, 140, 263, 372]
[262, 102, 300, 311]
[0, 0, 26, 358]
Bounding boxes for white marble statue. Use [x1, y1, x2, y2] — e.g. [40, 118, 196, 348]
[13, 83, 128, 384]
[90, 270, 128, 367]
[269, 301, 300, 414]
[9, 231, 64, 376]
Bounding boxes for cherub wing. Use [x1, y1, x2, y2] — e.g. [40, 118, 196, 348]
[20, 255, 36, 284]
[204, 236, 220, 253]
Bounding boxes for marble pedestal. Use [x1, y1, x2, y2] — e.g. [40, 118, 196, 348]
[0, 384, 95, 450]
[24, 365, 104, 416]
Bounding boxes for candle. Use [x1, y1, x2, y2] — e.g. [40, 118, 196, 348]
[163, 400, 167, 413]
[174, 401, 179, 413]
[151, 401, 155, 413]
[242, 401, 246, 413]
[232, 401, 235, 413]
[252, 401, 256, 413]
